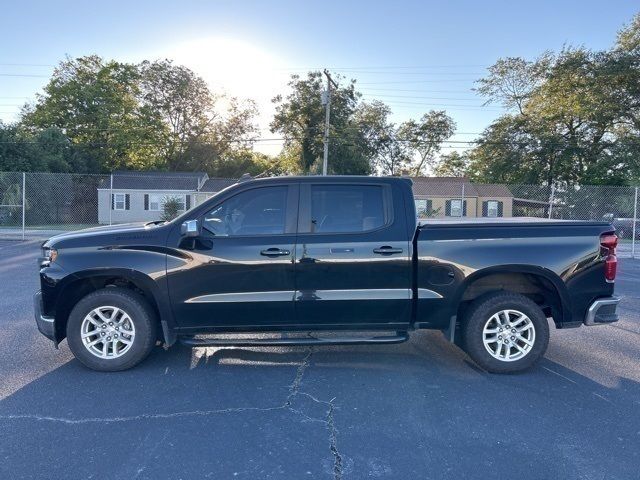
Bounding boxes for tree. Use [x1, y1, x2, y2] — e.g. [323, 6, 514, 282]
[469, 16, 640, 187]
[271, 71, 369, 174]
[616, 12, 640, 54]
[353, 101, 411, 175]
[0, 123, 41, 171]
[21, 55, 154, 172]
[433, 151, 469, 177]
[0, 123, 84, 172]
[398, 111, 456, 175]
[14, 56, 265, 176]
[161, 196, 183, 221]
[475, 56, 549, 114]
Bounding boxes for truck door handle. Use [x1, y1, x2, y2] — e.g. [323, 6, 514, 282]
[260, 248, 290, 257]
[373, 246, 403, 255]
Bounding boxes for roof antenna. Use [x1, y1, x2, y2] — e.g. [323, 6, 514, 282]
[238, 173, 252, 183]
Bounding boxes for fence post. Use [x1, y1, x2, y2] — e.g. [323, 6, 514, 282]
[633, 186, 638, 259]
[21, 172, 26, 240]
[461, 182, 465, 217]
[548, 184, 555, 219]
[109, 173, 113, 226]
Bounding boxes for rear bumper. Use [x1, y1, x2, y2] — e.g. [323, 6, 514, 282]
[34, 290, 57, 345]
[584, 296, 620, 326]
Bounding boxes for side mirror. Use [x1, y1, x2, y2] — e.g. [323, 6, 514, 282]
[181, 219, 199, 237]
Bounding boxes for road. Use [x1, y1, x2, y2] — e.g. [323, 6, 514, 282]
[0, 240, 638, 479]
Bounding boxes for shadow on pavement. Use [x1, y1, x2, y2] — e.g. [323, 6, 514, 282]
[0, 331, 638, 479]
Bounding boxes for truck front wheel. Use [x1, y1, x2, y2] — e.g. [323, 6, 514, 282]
[66, 288, 158, 371]
[461, 291, 549, 373]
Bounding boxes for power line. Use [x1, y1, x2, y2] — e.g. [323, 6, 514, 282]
[279, 64, 490, 71]
[357, 79, 478, 85]
[376, 100, 497, 108]
[327, 71, 487, 76]
[0, 73, 49, 78]
[361, 88, 476, 94]
[0, 63, 54, 67]
[361, 94, 482, 101]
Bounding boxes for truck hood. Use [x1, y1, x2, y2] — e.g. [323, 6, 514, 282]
[43, 222, 167, 248]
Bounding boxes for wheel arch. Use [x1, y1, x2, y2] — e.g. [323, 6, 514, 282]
[453, 265, 572, 328]
[53, 268, 175, 345]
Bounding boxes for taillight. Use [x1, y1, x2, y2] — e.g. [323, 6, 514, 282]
[600, 234, 618, 253]
[604, 255, 617, 282]
[601, 233, 618, 283]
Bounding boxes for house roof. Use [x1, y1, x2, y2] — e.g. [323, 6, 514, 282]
[200, 178, 238, 192]
[99, 171, 208, 191]
[473, 183, 513, 198]
[411, 177, 478, 197]
[411, 177, 513, 198]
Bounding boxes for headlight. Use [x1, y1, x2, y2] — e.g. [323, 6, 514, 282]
[41, 247, 58, 263]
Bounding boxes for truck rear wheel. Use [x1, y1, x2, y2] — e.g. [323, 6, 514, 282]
[66, 288, 157, 371]
[461, 291, 549, 373]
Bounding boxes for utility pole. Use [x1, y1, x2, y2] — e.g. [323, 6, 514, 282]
[322, 69, 338, 176]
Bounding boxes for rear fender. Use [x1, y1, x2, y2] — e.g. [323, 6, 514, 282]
[453, 264, 572, 324]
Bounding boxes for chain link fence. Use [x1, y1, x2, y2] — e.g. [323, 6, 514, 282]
[1, 171, 638, 257]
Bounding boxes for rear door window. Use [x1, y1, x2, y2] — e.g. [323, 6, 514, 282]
[308, 185, 388, 234]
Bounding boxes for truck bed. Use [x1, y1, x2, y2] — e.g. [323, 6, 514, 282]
[418, 217, 612, 228]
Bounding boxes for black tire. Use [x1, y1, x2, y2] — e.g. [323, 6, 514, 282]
[66, 288, 158, 371]
[461, 291, 549, 373]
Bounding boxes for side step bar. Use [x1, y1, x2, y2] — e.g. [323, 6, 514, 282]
[179, 332, 409, 347]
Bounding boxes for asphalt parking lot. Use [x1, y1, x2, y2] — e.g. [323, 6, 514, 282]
[0, 240, 639, 480]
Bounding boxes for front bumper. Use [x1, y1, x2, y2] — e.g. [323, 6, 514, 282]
[584, 296, 620, 326]
[34, 290, 57, 345]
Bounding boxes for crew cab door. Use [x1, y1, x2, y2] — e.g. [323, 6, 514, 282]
[294, 181, 412, 329]
[167, 184, 298, 329]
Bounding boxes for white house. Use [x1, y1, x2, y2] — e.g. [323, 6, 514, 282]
[97, 171, 236, 224]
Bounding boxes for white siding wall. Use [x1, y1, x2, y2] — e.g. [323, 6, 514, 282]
[98, 189, 194, 224]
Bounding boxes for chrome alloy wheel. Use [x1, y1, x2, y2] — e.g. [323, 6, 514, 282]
[482, 309, 536, 362]
[80, 306, 136, 359]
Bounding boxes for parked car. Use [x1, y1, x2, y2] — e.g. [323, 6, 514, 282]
[35, 176, 620, 373]
[602, 215, 639, 240]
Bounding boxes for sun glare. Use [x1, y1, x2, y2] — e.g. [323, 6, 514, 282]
[163, 38, 291, 154]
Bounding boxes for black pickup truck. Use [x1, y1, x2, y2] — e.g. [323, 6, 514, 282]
[35, 176, 620, 373]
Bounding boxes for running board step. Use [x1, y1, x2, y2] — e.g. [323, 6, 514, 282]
[179, 332, 409, 347]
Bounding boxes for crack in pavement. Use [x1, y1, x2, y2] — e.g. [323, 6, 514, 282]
[283, 350, 343, 480]
[0, 350, 311, 425]
[0, 405, 286, 424]
[326, 399, 343, 480]
[284, 348, 313, 408]
[0, 348, 344, 479]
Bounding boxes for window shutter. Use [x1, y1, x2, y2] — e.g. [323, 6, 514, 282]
[497, 201, 504, 217]
[125, 194, 130, 210]
[186, 195, 191, 210]
[144, 194, 149, 210]
[111, 194, 114, 210]
[482, 201, 488, 217]
[462, 200, 467, 216]
[445, 200, 451, 216]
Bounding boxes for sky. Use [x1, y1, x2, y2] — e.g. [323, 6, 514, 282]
[1, 0, 638, 156]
